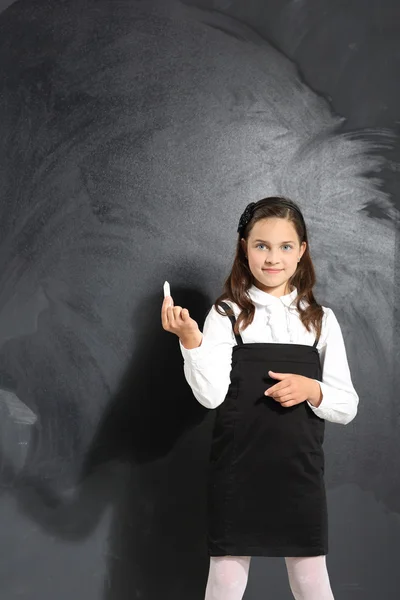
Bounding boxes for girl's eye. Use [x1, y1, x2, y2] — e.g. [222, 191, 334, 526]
[255, 244, 293, 250]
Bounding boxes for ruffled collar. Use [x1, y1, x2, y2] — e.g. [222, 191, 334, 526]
[247, 283, 298, 308]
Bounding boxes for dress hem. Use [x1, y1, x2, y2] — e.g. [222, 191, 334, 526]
[208, 546, 328, 557]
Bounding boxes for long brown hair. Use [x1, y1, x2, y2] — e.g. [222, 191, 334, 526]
[214, 196, 324, 340]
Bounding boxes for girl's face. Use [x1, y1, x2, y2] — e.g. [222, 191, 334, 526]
[241, 217, 306, 297]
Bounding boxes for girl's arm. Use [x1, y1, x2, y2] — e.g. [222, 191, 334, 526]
[179, 305, 235, 409]
[307, 308, 359, 425]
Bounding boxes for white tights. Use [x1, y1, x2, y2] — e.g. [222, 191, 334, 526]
[204, 555, 334, 600]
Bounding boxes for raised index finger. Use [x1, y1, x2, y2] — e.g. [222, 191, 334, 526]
[161, 295, 174, 327]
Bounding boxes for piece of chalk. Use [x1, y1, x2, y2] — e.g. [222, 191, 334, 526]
[163, 281, 170, 298]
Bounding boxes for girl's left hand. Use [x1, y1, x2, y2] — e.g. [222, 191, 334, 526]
[264, 371, 322, 408]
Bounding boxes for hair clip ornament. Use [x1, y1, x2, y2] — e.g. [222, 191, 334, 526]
[237, 202, 257, 236]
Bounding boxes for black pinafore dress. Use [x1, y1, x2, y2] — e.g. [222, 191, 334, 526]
[207, 301, 328, 557]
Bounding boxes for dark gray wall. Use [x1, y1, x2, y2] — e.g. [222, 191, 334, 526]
[0, 0, 398, 598]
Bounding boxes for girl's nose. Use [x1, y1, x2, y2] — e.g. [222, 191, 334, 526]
[265, 253, 280, 265]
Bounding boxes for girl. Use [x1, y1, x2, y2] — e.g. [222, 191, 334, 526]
[161, 197, 359, 600]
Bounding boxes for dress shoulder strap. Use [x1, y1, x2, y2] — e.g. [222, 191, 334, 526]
[218, 301, 243, 345]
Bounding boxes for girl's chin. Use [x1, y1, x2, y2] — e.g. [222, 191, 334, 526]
[252, 273, 293, 293]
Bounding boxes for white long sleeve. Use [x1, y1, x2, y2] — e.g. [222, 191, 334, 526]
[308, 309, 359, 425]
[179, 304, 235, 410]
[179, 287, 359, 425]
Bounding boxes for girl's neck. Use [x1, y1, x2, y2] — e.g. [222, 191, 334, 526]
[252, 281, 295, 298]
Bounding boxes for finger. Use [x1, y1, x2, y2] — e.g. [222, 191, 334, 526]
[268, 371, 290, 379]
[265, 381, 290, 396]
[281, 399, 295, 407]
[275, 392, 293, 404]
[175, 306, 190, 321]
[269, 389, 289, 400]
[173, 306, 184, 321]
[281, 398, 303, 407]
[181, 307, 190, 320]
[166, 306, 176, 328]
[168, 306, 186, 330]
[164, 301, 178, 329]
[162, 297, 174, 325]
[265, 385, 276, 396]
[161, 297, 171, 327]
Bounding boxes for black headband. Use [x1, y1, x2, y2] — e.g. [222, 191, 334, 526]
[237, 199, 304, 237]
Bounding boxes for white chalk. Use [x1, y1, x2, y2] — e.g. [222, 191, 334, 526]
[163, 281, 170, 298]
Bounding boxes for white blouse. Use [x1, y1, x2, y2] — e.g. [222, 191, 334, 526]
[179, 284, 359, 425]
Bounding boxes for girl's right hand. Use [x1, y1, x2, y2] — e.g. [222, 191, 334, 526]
[161, 295, 203, 348]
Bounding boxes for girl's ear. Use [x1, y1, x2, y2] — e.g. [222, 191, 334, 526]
[240, 238, 247, 255]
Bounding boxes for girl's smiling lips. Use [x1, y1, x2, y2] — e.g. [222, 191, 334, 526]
[263, 268, 283, 273]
